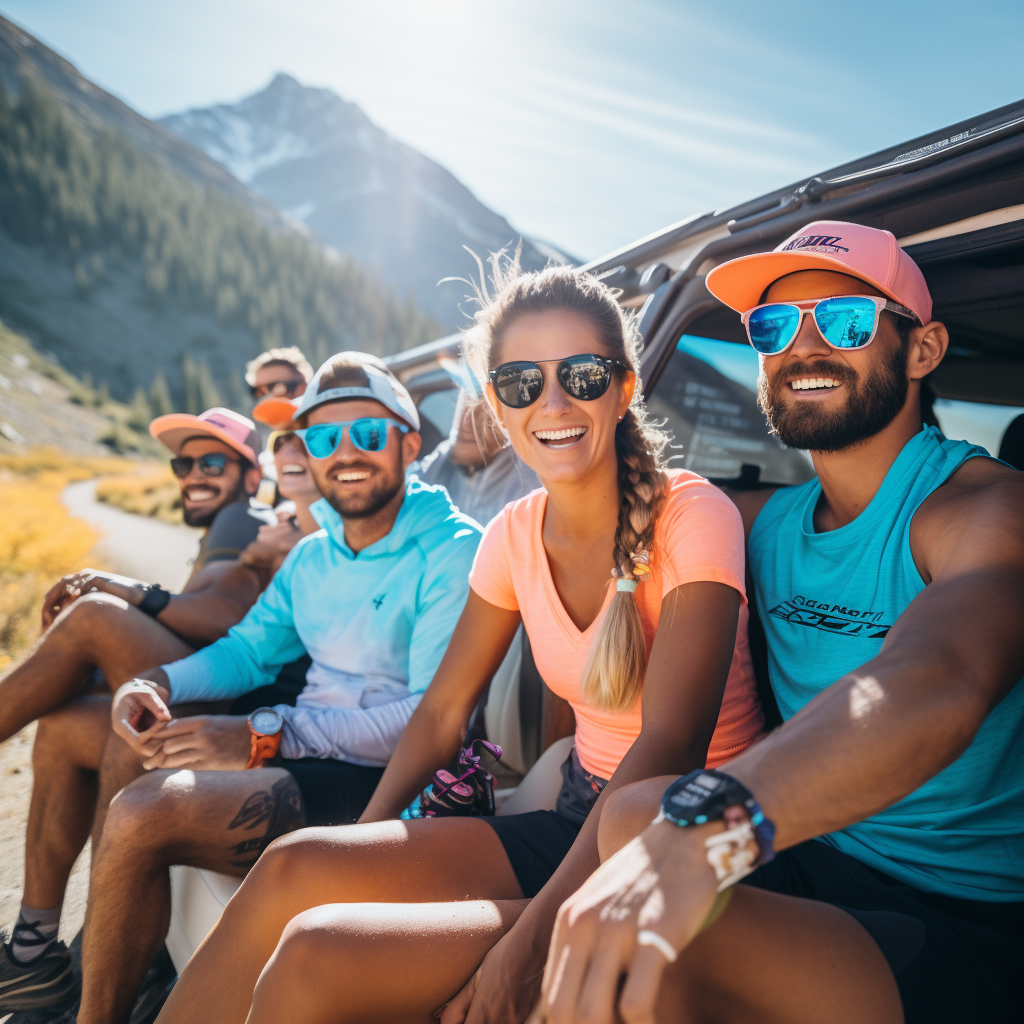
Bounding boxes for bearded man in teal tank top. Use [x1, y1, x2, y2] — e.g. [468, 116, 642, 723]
[539, 221, 1024, 1024]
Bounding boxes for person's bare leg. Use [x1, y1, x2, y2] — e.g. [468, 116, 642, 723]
[89, 701, 224, 844]
[157, 816, 524, 1024]
[77, 766, 306, 1024]
[22, 695, 111, 910]
[594, 777, 901, 1023]
[645, 886, 901, 1024]
[0, 592, 194, 743]
[247, 900, 530, 1024]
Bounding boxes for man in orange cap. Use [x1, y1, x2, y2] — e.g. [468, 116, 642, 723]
[0, 406, 282, 1011]
[540, 221, 1024, 1024]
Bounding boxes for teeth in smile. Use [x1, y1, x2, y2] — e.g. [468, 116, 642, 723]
[790, 378, 842, 390]
[281, 464, 306, 474]
[335, 471, 370, 482]
[534, 427, 587, 440]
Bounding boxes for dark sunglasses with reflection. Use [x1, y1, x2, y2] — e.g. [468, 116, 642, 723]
[249, 379, 305, 400]
[169, 452, 245, 479]
[488, 353, 628, 409]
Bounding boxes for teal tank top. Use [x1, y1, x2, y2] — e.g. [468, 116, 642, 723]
[749, 426, 1024, 902]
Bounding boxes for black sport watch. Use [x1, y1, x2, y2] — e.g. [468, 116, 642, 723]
[661, 769, 775, 864]
[138, 584, 172, 618]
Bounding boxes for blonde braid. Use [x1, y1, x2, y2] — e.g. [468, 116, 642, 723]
[581, 406, 669, 711]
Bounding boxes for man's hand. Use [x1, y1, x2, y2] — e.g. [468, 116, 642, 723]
[238, 520, 302, 582]
[439, 919, 545, 1024]
[139, 715, 253, 772]
[41, 569, 149, 627]
[541, 820, 720, 1024]
[111, 679, 173, 758]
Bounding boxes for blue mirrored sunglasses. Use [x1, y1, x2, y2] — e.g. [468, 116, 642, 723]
[294, 419, 410, 459]
[741, 295, 919, 356]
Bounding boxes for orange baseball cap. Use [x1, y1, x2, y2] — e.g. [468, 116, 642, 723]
[150, 407, 261, 467]
[252, 395, 300, 430]
[705, 220, 932, 324]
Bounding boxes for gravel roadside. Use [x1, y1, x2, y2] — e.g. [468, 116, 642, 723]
[0, 483, 196, 957]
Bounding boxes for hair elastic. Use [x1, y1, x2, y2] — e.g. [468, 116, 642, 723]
[616, 578, 638, 593]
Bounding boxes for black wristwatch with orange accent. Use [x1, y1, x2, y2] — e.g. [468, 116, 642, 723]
[138, 584, 172, 618]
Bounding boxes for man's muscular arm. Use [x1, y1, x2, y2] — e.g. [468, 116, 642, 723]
[727, 460, 1024, 847]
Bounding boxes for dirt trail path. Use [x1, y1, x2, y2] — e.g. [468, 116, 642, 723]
[0, 482, 196, 960]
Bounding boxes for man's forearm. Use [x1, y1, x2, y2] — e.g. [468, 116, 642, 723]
[155, 568, 261, 645]
[725, 649, 992, 850]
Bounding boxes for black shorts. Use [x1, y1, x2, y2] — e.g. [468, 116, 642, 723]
[483, 747, 607, 898]
[744, 839, 1024, 1024]
[484, 810, 583, 897]
[272, 757, 385, 827]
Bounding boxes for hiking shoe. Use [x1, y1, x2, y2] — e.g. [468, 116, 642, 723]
[0, 939, 77, 1012]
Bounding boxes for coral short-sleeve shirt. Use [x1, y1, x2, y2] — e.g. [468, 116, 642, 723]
[468, 468, 764, 780]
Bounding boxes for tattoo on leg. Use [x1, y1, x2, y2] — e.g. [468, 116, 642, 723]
[227, 776, 305, 869]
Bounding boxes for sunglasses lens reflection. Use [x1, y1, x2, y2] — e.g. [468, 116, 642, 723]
[493, 363, 544, 408]
[813, 296, 878, 349]
[557, 356, 612, 400]
[747, 304, 802, 354]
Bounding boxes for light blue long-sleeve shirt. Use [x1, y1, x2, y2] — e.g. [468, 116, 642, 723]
[163, 480, 482, 766]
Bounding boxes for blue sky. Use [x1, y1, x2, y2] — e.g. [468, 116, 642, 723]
[6, 1, 1024, 260]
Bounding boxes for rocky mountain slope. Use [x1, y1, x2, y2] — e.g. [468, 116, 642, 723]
[162, 74, 573, 328]
[0, 16, 438, 410]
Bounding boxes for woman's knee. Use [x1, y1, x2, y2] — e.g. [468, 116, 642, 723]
[597, 777, 672, 861]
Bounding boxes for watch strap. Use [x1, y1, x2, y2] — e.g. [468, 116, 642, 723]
[138, 584, 172, 618]
[245, 731, 282, 770]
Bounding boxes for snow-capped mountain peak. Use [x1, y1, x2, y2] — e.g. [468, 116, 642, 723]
[162, 74, 572, 327]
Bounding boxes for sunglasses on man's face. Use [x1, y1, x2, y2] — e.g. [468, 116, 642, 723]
[741, 295, 919, 356]
[488, 353, 627, 409]
[170, 452, 244, 479]
[249, 379, 304, 400]
[294, 418, 411, 460]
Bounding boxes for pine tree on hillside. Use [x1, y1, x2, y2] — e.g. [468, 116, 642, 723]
[148, 370, 173, 417]
[0, 74, 441, 404]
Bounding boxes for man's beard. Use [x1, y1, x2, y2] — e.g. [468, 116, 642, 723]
[757, 341, 910, 453]
[322, 464, 404, 520]
[182, 476, 246, 527]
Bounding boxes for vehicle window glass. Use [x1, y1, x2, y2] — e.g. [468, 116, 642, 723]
[416, 388, 458, 441]
[934, 399, 1024, 456]
[647, 333, 814, 485]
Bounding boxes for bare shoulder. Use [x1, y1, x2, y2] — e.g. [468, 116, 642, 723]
[718, 485, 781, 541]
[912, 458, 1024, 583]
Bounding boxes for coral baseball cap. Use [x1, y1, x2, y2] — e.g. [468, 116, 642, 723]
[287, 351, 420, 430]
[705, 220, 932, 325]
[150, 407, 261, 468]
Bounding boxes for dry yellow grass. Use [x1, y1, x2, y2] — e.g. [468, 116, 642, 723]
[95, 464, 182, 523]
[0, 449, 137, 668]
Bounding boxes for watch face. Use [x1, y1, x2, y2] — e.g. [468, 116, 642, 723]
[667, 772, 722, 811]
[249, 708, 283, 736]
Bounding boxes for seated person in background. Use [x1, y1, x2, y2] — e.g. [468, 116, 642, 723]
[540, 222, 1024, 1024]
[42, 353, 481, 1024]
[245, 346, 313, 406]
[412, 385, 540, 525]
[155, 257, 765, 1024]
[238, 423, 325, 589]
[0, 408, 281, 1010]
